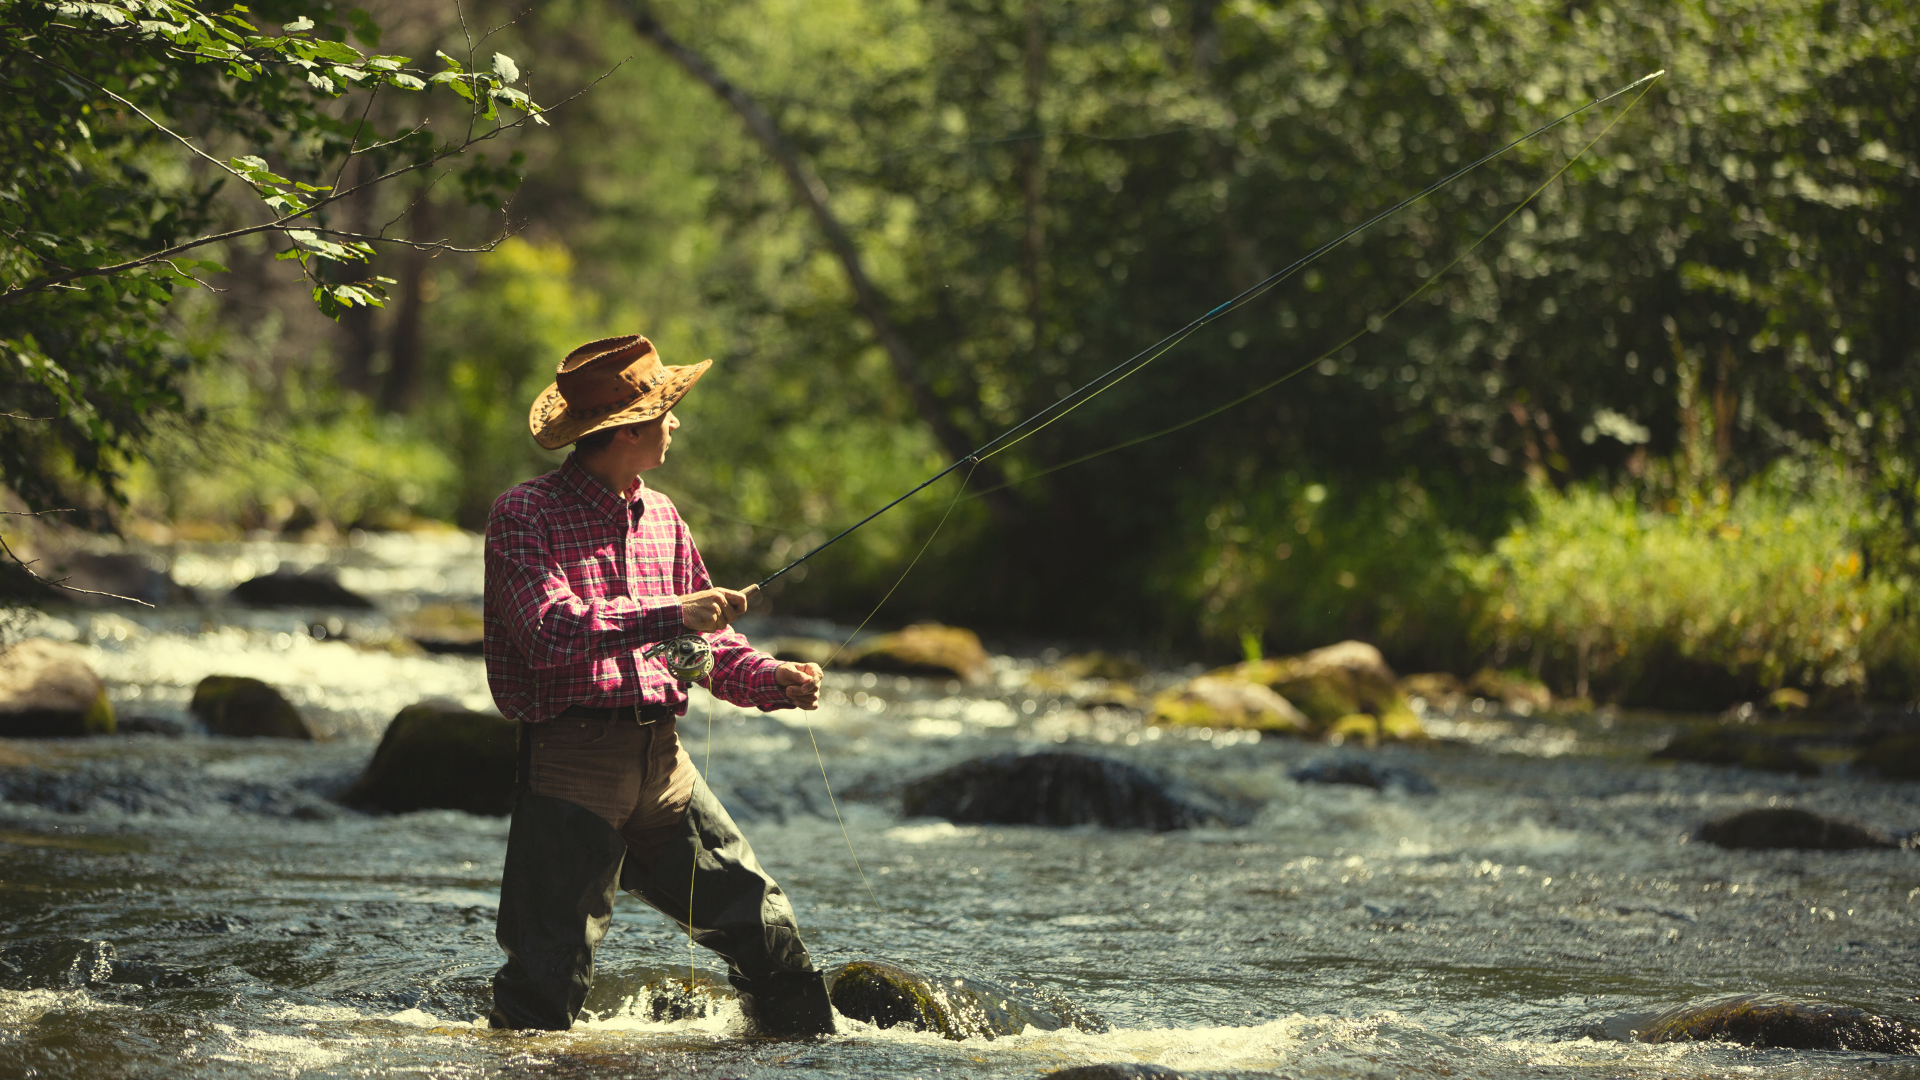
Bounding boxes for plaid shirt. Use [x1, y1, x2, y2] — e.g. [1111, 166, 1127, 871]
[483, 453, 789, 724]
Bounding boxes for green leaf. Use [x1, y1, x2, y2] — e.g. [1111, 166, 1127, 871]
[492, 52, 519, 84]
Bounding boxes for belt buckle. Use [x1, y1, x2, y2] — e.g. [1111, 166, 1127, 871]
[632, 702, 656, 726]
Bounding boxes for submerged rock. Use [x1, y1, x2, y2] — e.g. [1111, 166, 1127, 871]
[1653, 728, 1820, 775]
[1698, 808, 1897, 851]
[0, 638, 114, 737]
[902, 752, 1241, 831]
[847, 623, 989, 682]
[1636, 994, 1920, 1053]
[341, 705, 517, 816]
[229, 569, 373, 609]
[1047, 1066, 1187, 1080]
[827, 959, 1101, 1040]
[1855, 733, 1920, 781]
[0, 938, 193, 991]
[1290, 756, 1436, 794]
[190, 675, 310, 739]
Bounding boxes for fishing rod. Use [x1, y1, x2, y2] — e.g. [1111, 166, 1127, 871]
[745, 69, 1666, 593]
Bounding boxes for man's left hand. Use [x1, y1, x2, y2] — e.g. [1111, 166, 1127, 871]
[776, 662, 823, 709]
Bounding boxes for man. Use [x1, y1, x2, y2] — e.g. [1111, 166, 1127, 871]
[482, 333, 835, 1036]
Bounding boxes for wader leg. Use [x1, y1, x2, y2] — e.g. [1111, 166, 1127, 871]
[490, 792, 628, 1030]
[621, 775, 835, 1037]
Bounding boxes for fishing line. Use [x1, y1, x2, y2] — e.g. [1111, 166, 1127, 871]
[753, 69, 1666, 588]
[963, 75, 1662, 497]
[792, 458, 980, 910]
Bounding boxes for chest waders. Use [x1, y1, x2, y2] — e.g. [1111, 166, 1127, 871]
[489, 721, 835, 1035]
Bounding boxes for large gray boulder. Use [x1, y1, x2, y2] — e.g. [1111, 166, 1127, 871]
[902, 752, 1244, 831]
[1636, 994, 1920, 1053]
[0, 638, 114, 737]
[229, 569, 372, 609]
[190, 676, 310, 739]
[340, 705, 517, 816]
[1698, 808, 1897, 851]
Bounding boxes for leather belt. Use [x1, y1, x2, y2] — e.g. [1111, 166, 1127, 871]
[556, 702, 676, 725]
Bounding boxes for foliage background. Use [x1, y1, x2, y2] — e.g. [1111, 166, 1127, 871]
[7, 0, 1916, 706]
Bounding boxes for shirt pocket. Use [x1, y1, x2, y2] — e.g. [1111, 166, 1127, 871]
[561, 543, 623, 595]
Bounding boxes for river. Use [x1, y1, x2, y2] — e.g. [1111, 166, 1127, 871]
[2, 530, 1917, 1079]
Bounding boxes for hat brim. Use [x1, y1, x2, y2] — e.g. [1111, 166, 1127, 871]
[529, 359, 712, 450]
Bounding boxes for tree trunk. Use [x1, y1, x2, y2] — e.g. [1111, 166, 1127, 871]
[619, 2, 1019, 525]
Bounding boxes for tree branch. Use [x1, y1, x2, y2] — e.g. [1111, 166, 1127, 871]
[619, 2, 1018, 523]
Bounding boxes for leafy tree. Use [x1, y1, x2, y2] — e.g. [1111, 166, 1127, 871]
[0, 0, 549, 525]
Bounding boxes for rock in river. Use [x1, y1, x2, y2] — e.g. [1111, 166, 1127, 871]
[0, 638, 114, 737]
[1855, 733, 1920, 781]
[1046, 1066, 1187, 1080]
[229, 568, 373, 609]
[1636, 994, 1920, 1053]
[1653, 727, 1819, 776]
[341, 705, 517, 816]
[190, 675, 310, 739]
[847, 623, 989, 682]
[828, 959, 1102, 1040]
[1150, 673, 1308, 732]
[1290, 756, 1435, 794]
[902, 752, 1242, 831]
[1697, 808, 1897, 851]
[1155, 640, 1421, 740]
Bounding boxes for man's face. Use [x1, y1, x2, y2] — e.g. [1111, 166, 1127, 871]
[633, 410, 679, 472]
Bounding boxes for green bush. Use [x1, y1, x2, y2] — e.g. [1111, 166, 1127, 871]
[1465, 462, 1917, 706]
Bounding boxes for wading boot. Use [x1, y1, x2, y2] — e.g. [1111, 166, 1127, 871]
[734, 969, 837, 1038]
[489, 792, 628, 1030]
[622, 776, 836, 1037]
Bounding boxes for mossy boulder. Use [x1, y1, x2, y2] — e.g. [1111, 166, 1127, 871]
[1653, 728, 1819, 776]
[190, 676, 310, 739]
[1636, 994, 1920, 1053]
[0, 639, 114, 737]
[1467, 668, 1554, 712]
[1159, 640, 1420, 740]
[827, 959, 1101, 1040]
[847, 623, 989, 682]
[341, 705, 517, 816]
[396, 603, 485, 655]
[903, 752, 1242, 831]
[1698, 808, 1897, 851]
[1855, 733, 1920, 781]
[1150, 674, 1307, 731]
[229, 569, 372, 609]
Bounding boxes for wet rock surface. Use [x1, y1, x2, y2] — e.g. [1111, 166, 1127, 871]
[1151, 673, 1308, 732]
[1697, 807, 1898, 851]
[0, 639, 114, 737]
[190, 675, 310, 740]
[902, 752, 1245, 830]
[1635, 994, 1920, 1053]
[340, 704, 516, 816]
[1653, 728, 1820, 775]
[394, 603, 486, 655]
[229, 569, 373, 609]
[0, 757, 343, 818]
[1855, 732, 1920, 781]
[847, 623, 989, 682]
[1046, 1066, 1188, 1080]
[1290, 756, 1436, 794]
[827, 959, 1101, 1040]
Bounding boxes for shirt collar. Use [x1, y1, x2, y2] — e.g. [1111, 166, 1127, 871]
[558, 453, 644, 522]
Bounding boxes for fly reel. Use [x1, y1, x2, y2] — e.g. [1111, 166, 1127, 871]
[644, 634, 714, 682]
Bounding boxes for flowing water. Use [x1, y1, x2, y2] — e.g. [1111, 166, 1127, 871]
[3, 531, 1918, 1079]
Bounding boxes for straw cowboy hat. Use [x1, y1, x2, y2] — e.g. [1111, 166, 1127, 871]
[528, 335, 711, 450]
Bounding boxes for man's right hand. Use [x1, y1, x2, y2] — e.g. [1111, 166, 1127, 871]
[679, 584, 756, 633]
